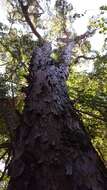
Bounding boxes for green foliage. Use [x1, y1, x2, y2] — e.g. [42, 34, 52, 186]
[0, 27, 38, 99]
[67, 54, 107, 161]
[100, 5, 107, 11]
[89, 15, 107, 34]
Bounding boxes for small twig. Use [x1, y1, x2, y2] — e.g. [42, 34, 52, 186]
[0, 63, 7, 67]
[79, 109, 105, 122]
[0, 151, 7, 160]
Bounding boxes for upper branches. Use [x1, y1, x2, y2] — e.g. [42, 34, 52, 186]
[58, 30, 96, 65]
[18, 0, 44, 43]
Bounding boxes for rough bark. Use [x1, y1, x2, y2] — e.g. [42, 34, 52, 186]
[0, 98, 20, 139]
[7, 42, 107, 190]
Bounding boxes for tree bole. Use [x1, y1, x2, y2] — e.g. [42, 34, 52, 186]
[7, 42, 107, 190]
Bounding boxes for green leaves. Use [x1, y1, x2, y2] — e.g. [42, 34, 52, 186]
[67, 53, 107, 162]
[100, 5, 107, 11]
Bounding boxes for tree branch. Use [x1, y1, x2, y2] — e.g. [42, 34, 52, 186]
[79, 109, 106, 122]
[35, 0, 44, 14]
[0, 63, 7, 67]
[75, 30, 96, 43]
[57, 30, 96, 44]
[0, 151, 7, 160]
[0, 152, 10, 181]
[18, 0, 44, 43]
[0, 142, 10, 149]
[57, 30, 96, 77]
[74, 55, 97, 63]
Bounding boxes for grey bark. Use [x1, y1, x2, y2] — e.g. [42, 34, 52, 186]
[7, 42, 107, 190]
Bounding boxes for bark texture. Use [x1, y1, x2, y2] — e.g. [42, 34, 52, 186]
[7, 42, 107, 190]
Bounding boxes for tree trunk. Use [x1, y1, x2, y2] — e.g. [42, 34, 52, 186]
[7, 42, 107, 190]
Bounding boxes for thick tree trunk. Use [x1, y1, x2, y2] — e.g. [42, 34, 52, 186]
[7, 42, 107, 190]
